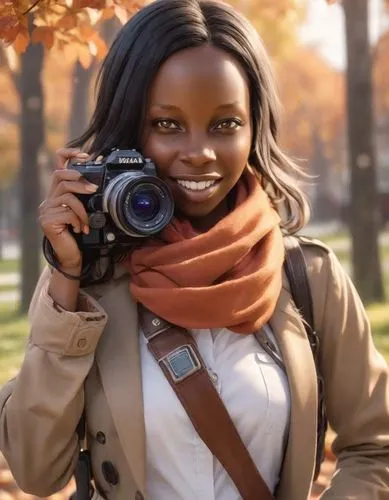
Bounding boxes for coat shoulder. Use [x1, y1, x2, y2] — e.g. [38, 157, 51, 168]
[293, 235, 331, 255]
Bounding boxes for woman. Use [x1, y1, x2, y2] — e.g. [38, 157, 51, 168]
[1, 1, 388, 499]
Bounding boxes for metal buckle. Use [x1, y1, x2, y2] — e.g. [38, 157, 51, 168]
[160, 345, 202, 382]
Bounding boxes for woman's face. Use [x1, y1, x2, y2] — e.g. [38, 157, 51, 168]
[142, 45, 252, 230]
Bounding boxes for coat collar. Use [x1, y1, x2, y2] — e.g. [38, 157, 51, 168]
[92, 269, 317, 498]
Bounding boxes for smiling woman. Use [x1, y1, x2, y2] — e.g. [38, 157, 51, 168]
[0, 1, 388, 500]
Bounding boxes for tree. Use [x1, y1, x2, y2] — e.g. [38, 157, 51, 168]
[0, 0, 144, 312]
[19, 15, 44, 312]
[343, 0, 385, 302]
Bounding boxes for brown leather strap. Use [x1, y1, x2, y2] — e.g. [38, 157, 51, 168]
[139, 306, 275, 500]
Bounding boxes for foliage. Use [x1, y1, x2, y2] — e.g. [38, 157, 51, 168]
[227, 0, 305, 55]
[276, 46, 345, 164]
[0, 0, 145, 67]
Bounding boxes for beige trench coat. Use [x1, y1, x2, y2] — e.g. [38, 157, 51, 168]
[0, 239, 389, 499]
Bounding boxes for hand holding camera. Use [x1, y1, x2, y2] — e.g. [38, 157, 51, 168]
[39, 148, 98, 274]
[41, 148, 174, 280]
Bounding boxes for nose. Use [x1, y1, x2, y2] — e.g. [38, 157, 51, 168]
[180, 134, 216, 167]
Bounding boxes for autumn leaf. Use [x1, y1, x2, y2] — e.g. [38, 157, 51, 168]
[79, 22, 95, 40]
[31, 26, 55, 49]
[101, 6, 115, 19]
[73, 0, 107, 9]
[56, 14, 78, 30]
[13, 29, 30, 53]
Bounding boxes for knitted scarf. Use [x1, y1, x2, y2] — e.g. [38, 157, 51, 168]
[125, 169, 284, 333]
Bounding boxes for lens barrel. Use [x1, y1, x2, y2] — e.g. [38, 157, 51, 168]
[102, 172, 174, 237]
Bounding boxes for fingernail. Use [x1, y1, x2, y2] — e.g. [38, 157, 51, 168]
[83, 225, 90, 234]
[73, 227, 80, 234]
[85, 184, 98, 193]
[77, 152, 89, 158]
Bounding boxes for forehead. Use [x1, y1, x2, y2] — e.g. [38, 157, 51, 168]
[148, 45, 250, 110]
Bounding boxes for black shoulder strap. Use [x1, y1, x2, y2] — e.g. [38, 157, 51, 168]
[73, 412, 94, 500]
[283, 236, 318, 359]
[283, 235, 327, 481]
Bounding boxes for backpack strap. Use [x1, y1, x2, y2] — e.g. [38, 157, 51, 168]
[139, 305, 276, 500]
[283, 235, 328, 480]
[72, 411, 94, 500]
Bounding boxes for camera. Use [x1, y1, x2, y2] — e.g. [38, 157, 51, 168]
[68, 149, 174, 250]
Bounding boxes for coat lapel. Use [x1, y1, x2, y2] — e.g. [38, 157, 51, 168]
[270, 281, 318, 500]
[95, 276, 146, 494]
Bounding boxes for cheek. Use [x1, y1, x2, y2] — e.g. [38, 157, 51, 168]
[142, 135, 177, 176]
[218, 133, 251, 169]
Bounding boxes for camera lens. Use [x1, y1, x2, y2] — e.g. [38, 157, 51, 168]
[131, 191, 159, 221]
[103, 172, 174, 237]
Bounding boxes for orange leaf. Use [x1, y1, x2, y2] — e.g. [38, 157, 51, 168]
[13, 30, 29, 53]
[56, 14, 78, 30]
[101, 6, 115, 19]
[0, 15, 22, 44]
[79, 22, 95, 39]
[31, 26, 54, 49]
[73, 0, 106, 9]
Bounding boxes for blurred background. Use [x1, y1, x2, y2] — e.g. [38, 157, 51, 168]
[0, 0, 388, 498]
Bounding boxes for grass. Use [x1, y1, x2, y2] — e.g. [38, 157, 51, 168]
[0, 259, 19, 274]
[0, 303, 28, 384]
[0, 284, 18, 293]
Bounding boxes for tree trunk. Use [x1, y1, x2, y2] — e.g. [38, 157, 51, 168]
[67, 18, 121, 143]
[343, 0, 385, 302]
[18, 18, 45, 313]
[68, 60, 95, 142]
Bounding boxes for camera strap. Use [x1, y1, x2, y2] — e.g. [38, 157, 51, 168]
[139, 305, 275, 500]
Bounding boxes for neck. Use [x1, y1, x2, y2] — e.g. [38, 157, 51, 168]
[187, 198, 230, 233]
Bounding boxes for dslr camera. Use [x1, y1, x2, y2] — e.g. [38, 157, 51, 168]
[68, 149, 174, 250]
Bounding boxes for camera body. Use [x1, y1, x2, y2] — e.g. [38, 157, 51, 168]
[69, 149, 174, 250]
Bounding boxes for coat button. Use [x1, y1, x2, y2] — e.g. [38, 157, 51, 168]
[77, 338, 87, 349]
[96, 431, 106, 444]
[101, 461, 119, 485]
[135, 492, 144, 500]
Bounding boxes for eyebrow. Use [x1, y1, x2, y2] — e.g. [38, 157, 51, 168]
[150, 101, 242, 111]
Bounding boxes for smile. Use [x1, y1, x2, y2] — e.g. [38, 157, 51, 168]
[176, 179, 218, 191]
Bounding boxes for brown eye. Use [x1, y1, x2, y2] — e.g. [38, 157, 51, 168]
[214, 118, 243, 130]
[153, 119, 180, 130]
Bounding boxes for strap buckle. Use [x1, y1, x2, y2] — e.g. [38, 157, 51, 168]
[160, 345, 202, 382]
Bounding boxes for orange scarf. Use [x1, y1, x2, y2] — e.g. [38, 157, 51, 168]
[125, 169, 284, 333]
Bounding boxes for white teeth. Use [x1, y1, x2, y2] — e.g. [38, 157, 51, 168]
[176, 179, 217, 191]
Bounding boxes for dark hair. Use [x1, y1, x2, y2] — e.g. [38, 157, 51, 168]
[70, 0, 310, 233]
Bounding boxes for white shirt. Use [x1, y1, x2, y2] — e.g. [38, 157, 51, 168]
[140, 325, 290, 500]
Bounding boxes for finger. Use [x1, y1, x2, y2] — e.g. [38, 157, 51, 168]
[48, 169, 84, 198]
[46, 193, 90, 227]
[39, 207, 83, 235]
[52, 179, 98, 200]
[56, 148, 90, 169]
